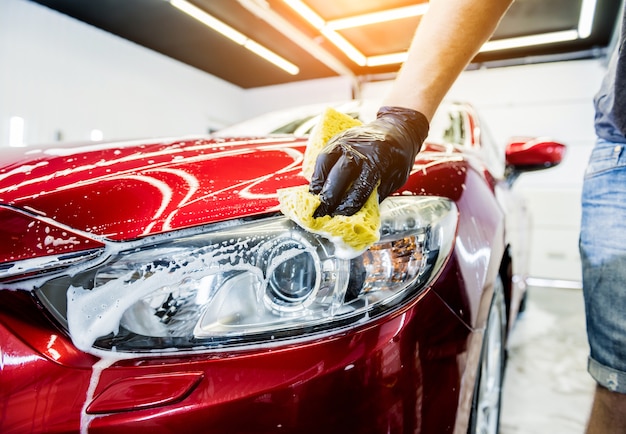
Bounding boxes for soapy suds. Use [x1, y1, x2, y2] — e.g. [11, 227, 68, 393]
[64, 231, 318, 353]
[0, 161, 49, 184]
[0, 137, 296, 206]
[50, 234, 308, 432]
[1, 132, 416, 429]
[5, 222, 377, 431]
[80, 356, 119, 434]
[325, 233, 365, 260]
[44, 234, 81, 247]
[155, 168, 199, 229]
[283, 212, 367, 260]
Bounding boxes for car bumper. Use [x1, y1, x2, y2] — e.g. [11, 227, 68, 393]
[0, 280, 473, 434]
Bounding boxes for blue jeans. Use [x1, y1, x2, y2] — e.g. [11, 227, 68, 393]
[580, 138, 626, 393]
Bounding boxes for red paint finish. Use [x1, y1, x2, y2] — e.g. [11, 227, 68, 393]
[0, 318, 93, 433]
[0, 104, 564, 433]
[87, 372, 205, 414]
[0, 281, 471, 434]
[506, 137, 566, 168]
[0, 205, 104, 264]
[0, 138, 307, 241]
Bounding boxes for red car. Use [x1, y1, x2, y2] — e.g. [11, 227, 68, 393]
[0, 102, 564, 433]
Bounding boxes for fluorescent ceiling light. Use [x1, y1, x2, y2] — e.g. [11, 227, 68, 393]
[578, 0, 598, 39]
[327, 3, 429, 30]
[481, 0, 595, 53]
[169, 0, 299, 75]
[170, 0, 246, 44]
[283, 0, 371, 66]
[237, 0, 354, 78]
[243, 39, 299, 75]
[320, 28, 367, 66]
[480, 30, 580, 52]
[283, 0, 325, 29]
[285, 0, 597, 68]
[366, 52, 408, 67]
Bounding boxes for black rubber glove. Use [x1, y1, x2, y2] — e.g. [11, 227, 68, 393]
[310, 106, 429, 217]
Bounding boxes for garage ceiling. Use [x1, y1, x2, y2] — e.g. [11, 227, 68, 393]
[31, 0, 622, 89]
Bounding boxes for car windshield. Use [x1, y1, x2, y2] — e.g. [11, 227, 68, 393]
[216, 100, 467, 147]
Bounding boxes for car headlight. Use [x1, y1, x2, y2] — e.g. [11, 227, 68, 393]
[34, 196, 457, 354]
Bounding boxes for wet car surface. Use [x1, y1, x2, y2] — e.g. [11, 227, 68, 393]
[0, 102, 565, 433]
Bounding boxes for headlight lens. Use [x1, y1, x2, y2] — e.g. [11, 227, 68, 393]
[35, 196, 457, 354]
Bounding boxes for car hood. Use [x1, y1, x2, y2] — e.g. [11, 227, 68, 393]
[0, 135, 309, 239]
[0, 136, 469, 264]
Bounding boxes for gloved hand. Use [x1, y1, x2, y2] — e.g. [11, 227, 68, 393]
[310, 106, 429, 217]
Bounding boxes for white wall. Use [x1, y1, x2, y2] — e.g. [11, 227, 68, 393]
[242, 76, 356, 120]
[0, 0, 244, 146]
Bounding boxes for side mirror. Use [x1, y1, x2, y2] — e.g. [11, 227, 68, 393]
[505, 137, 566, 184]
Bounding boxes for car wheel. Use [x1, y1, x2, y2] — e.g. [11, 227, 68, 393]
[468, 276, 506, 434]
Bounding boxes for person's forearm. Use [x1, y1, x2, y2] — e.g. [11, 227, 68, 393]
[383, 0, 513, 120]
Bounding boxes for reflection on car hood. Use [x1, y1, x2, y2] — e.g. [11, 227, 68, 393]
[0, 136, 310, 241]
[0, 137, 467, 245]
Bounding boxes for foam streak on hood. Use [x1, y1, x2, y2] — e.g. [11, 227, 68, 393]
[0, 136, 310, 243]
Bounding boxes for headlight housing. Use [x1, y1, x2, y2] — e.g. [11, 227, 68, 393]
[34, 196, 457, 354]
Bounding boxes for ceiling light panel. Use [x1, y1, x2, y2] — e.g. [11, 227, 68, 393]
[480, 30, 580, 52]
[169, 0, 299, 75]
[326, 3, 429, 30]
[490, 0, 583, 39]
[283, 0, 426, 66]
[238, 0, 355, 77]
[303, 0, 424, 21]
[336, 17, 420, 57]
[170, 0, 247, 44]
[578, 0, 598, 39]
[284, 0, 600, 68]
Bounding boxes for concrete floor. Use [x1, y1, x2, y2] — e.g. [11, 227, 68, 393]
[500, 285, 596, 433]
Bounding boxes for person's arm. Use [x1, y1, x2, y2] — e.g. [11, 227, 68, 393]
[310, 0, 513, 217]
[385, 0, 514, 120]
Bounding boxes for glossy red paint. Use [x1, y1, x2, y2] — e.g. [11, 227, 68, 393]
[0, 274, 472, 433]
[505, 136, 566, 169]
[0, 205, 105, 265]
[87, 371, 206, 414]
[0, 105, 564, 433]
[0, 137, 308, 242]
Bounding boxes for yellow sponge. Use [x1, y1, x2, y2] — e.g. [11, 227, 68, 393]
[278, 107, 380, 258]
[301, 107, 363, 181]
[278, 185, 380, 258]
